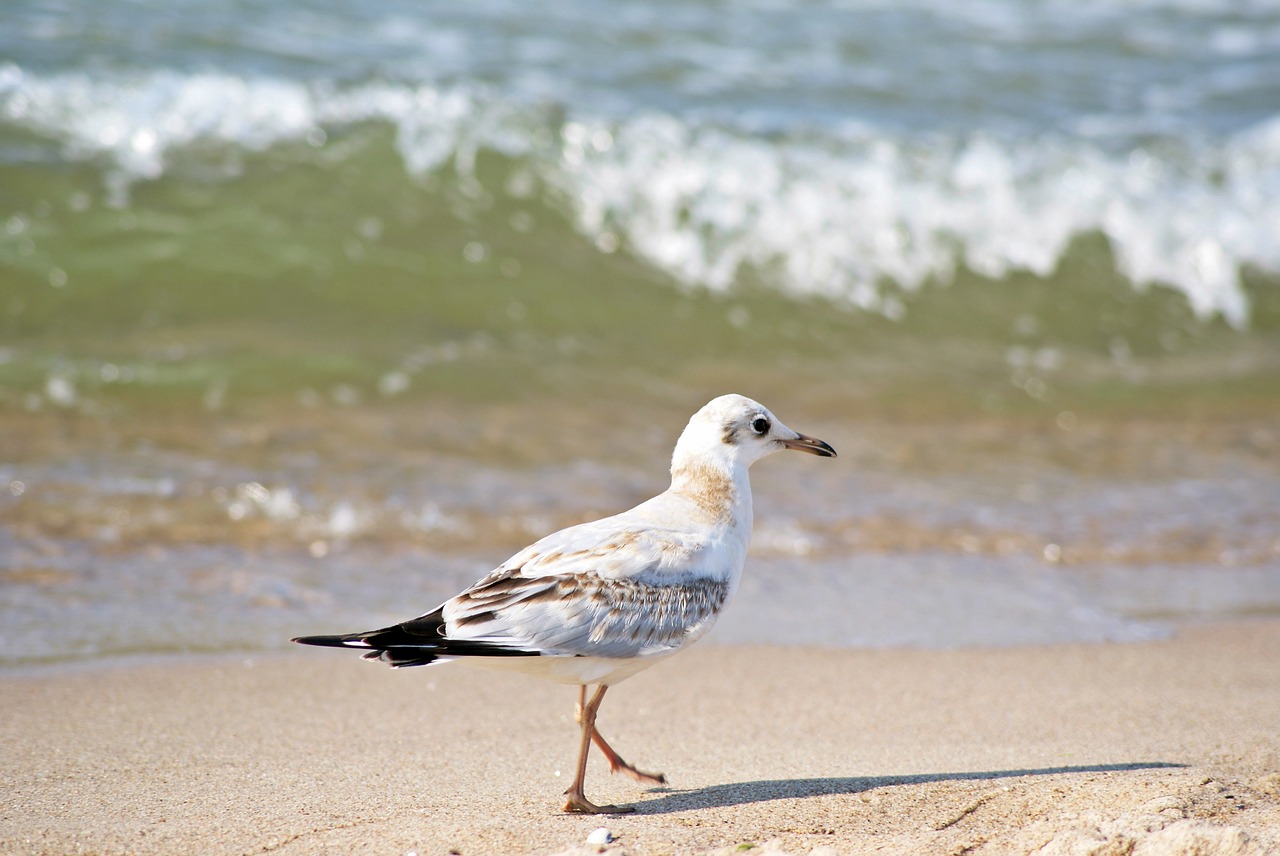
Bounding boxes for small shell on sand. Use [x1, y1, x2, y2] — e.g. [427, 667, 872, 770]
[586, 827, 615, 845]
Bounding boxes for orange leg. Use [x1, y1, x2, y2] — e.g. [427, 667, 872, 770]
[562, 685, 640, 814]
[575, 685, 667, 785]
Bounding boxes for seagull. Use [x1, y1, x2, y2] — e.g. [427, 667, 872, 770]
[292, 394, 836, 814]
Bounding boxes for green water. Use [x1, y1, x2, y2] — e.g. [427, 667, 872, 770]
[4, 135, 1277, 429]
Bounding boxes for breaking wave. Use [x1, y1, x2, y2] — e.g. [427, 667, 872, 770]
[2, 63, 1278, 326]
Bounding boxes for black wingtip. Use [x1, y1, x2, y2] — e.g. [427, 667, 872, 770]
[291, 634, 365, 648]
[292, 611, 541, 668]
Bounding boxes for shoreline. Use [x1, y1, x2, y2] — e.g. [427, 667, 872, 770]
[0, 606, 1259, 680]
[3, 618, 1278, 855]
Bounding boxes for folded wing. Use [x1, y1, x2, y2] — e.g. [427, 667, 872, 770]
[293, 520, 730, 667]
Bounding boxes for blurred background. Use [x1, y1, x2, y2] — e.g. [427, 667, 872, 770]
[2, 0, 1278, 667]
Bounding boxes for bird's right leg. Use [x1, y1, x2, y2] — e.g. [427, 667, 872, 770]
[573, 685, 667, 785]
[590, 732, 667, 785]
[574, 684, 667, 786]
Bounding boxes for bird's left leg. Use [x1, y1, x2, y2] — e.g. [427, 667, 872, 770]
[575, 684, 667, 786]
[563, 685, 635, 814]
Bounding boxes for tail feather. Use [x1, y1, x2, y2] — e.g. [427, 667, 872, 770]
[292, 608, 539, 669]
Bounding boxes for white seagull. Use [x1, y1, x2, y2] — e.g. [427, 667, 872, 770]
[293, 394, 836, 813]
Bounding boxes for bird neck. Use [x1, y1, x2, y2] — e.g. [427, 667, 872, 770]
[669, 456, 752, 526]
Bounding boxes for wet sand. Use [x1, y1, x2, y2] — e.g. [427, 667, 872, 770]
[2, 619, 1278, 855]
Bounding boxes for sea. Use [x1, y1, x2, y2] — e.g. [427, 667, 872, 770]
[1, 0, 1278, 668]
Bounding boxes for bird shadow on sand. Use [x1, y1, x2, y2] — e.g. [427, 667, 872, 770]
[627, 762, 1186, 815]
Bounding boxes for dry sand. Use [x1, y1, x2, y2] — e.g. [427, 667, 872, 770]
[2, 620, 1278, 856]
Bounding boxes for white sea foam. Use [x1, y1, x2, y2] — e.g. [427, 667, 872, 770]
[0, 66, 313, 190]
[0, 64, 534, 201]
[554, 116, 1279, 326]
[2, 64, 1277, 326]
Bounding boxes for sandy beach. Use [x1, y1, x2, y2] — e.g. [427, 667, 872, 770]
[2, 619, 1277, 855]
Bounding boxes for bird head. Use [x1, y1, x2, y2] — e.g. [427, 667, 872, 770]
[672, 394, 836, 474]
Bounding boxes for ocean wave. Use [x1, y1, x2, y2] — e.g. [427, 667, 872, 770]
[2, 64, 1277, 326]
[556, 115, 1280, 327]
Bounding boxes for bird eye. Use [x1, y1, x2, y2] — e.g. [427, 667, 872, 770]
[750, 416, 770, 435]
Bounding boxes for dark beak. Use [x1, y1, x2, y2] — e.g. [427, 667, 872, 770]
[781, 432, 837, 457]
